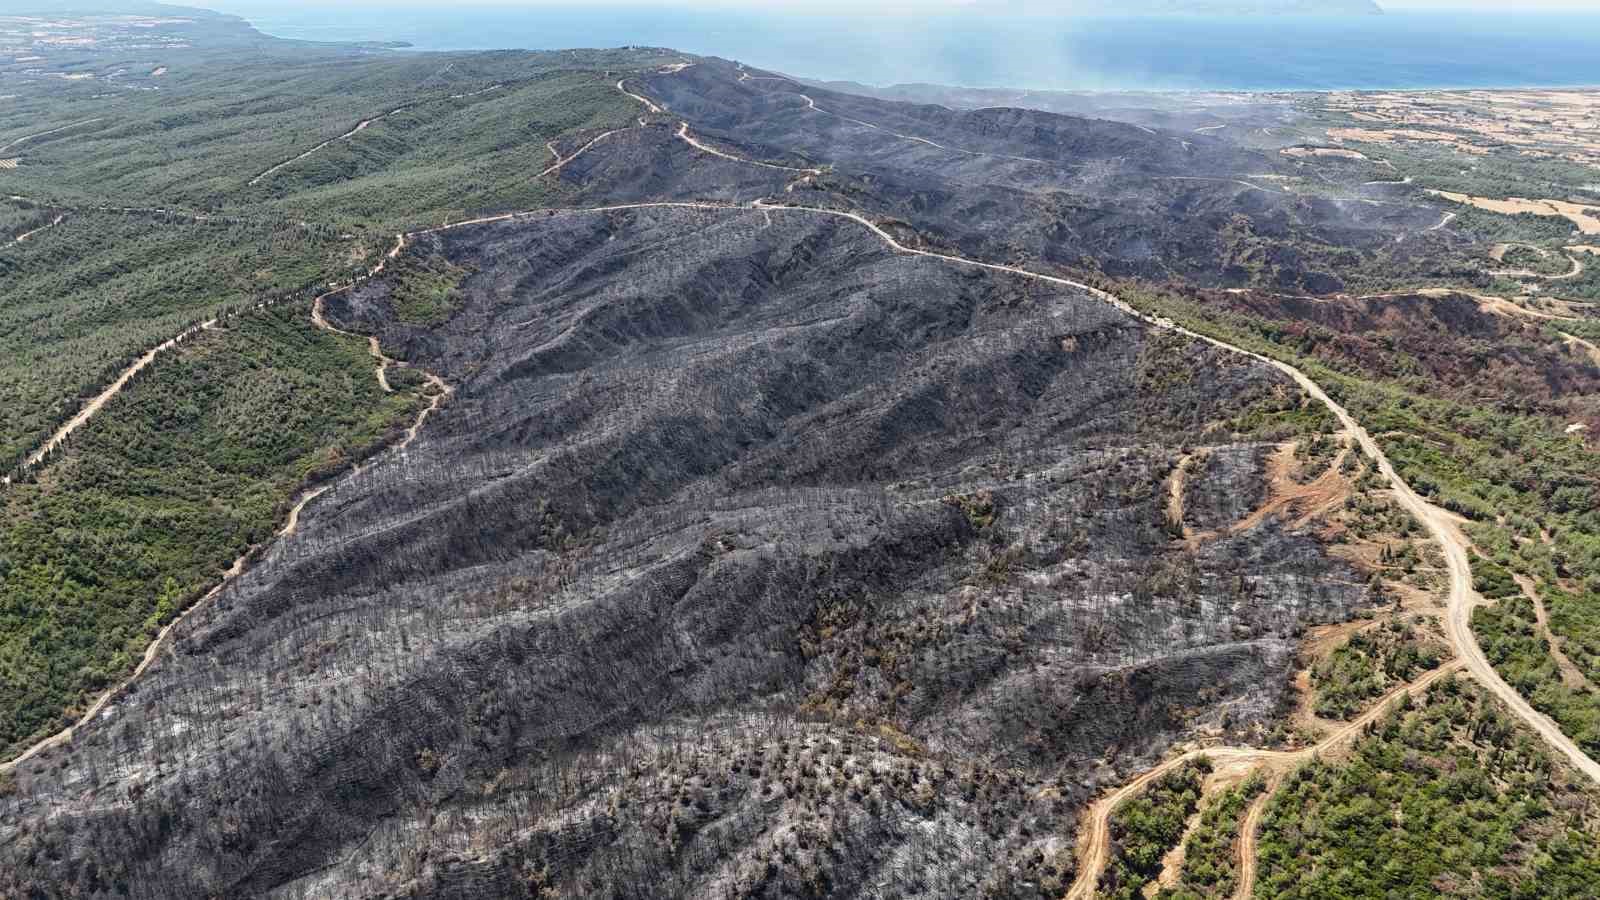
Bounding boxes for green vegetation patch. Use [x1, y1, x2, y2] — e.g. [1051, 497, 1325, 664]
[389, 252, 472, 325]
[1475, 594, 1600, 756]
[1257, 676, 1600, 899]
[1547, 582, 1600, 685]
[1155, 773, 1268, 900]
[0, 305, 424, 757]
[0, 208, 351, 468]
[1310, 619, 1445, 720]
[1099, 757, 1212, 900]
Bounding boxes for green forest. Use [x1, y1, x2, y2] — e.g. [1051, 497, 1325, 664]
[0, 40, 682, 753]
[1099, 758, 1212, 900]
[0, 306, 426, 756]
[1257, 677, 1600, 899]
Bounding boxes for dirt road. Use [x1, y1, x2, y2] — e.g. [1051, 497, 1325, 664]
[1491, 252, 1585, 281]
[249, 104, 416, 186]
[616, 78, 662, 114]
[1231, 785, 1276, 900]
[4, 232, 451, 774]
[0, 117, 103, 155]
[1562, 331, 1600, 366]
[675, 122, 821, 174]
[5, 212, 62, 245]
[13, 80, 1600, 843]
[538, 128, 630, 179]
[1520, 574, 1592, 691]
[1060, 661, 1462, 900]
[3, 318, 215, 485]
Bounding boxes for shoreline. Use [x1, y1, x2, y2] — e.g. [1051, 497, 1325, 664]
[208, 6, 1600, 96]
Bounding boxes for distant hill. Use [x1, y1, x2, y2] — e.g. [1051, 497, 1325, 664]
[982, 0, 1383, 13]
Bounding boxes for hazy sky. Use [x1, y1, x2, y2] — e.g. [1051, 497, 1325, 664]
[200, 0, 1600, 8]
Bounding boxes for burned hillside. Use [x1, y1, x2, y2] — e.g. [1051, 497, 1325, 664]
[0, 202, 1376, 897]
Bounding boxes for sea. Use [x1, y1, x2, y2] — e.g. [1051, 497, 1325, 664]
[205, 4, 1600, 93]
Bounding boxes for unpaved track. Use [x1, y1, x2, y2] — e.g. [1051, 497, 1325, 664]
[4, 212, 62, 245]
[13, 74, 1600, 837]
[1563, 331, 1600, 366]
[538, 128, 630, 179]
[675, 122, 821, 174]
[0, 117, 103, 155]
[0, 546, 244, 776]
[1060, 661, 1462, 900]
[3, 318, 216, 484]
[249, 104, 417, 186]
[1519, 574, 1594, 692]
[617, 78, 662, 114]
[1491, 252, 1585, 281]
[431, 134, 1600, 816]
[3, 233, 450, 774]
[1231, 782, 1278, 900]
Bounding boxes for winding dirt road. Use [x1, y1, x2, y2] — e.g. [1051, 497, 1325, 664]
[1486, 241, 1586, 281]
[538, 128, 630, 179]
[5, 212, 63, 246]
[11, 74, 1600, 870]
[616, 78, 663, 114]
[3, 231, 451, 774]
[1060, 661, 1463, 900]
[675, 122, 821, 175]
[1563, 331, 1600, 366]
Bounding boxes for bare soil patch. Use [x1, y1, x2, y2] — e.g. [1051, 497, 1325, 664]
[1428, 189, 1600, 235]
[1282, 146, 1368, 160]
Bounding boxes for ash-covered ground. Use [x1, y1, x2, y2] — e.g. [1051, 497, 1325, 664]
[0, 57, 1403, 899]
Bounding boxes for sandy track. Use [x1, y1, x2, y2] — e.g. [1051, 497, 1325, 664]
[1231, 781, 1278, 900]
[1230, 443, 1351, 534]
[1562, 331, 1600, 366]
[3, 232, 450, 773]
[5, 211, 63, 245]
[1167, 453, 1194, 538]
[1061, 662, 1462, 900]
[675, 122, 821, 174]
[249, 104, 417, 186]
[0, 540, 243, 776]
[538, 128, 631, 179]
[1520, 574, 1592, 691]
[1490, 252, 1584, 281]
[616, 78, 663, 114]
[1428, 190, 1600, 236]
[3, 317, 216, 485]
[13, 83, 1600, 836]
[0, 117, 104, 155]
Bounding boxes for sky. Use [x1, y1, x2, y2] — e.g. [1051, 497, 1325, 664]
[195, 0, 1600, 9]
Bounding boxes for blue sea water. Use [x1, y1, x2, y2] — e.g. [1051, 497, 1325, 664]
[205, 3, 1600, 92]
